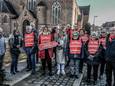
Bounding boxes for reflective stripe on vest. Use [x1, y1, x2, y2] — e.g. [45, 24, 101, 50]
[25, 32, 34, 47]
[40, 34, 52, 43]
[99, 38, 106, 48]
[70, 40, 82, 54]
[88, 40, 99, 55]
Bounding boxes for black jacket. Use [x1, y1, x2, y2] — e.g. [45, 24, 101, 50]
[106, 36, 115, 62]
[9, 35, 22, 55]
[84, 40, 102, 65]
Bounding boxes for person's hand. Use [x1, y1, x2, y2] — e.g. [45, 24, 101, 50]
[17, 45, 20, 48]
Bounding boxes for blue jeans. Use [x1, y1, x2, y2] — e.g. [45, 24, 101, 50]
[25, 47, 36, 73]
[69, 54, 80, 75]
[10, 54, 19, 73]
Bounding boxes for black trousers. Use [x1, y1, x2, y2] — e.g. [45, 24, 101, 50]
[87, 63, 99, 81]
[41, 49, 52, 73]
[79, 59, 84, 73]
[106, 61, 115, 86]
[10, 53, 19, 73]
[100, 60, 106, 76]
[0, 54, 4, 70]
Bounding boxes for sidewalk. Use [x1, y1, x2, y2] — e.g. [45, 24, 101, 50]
[4, 60, 41, 86]
[3, 59, 84, 86]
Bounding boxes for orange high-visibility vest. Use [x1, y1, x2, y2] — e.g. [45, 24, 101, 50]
[70, 39, 82, 54]
[40, 34, 52, 43]
[88, 40, 99, 55]
[99, 37, 106, 48]
[80, 34, 89, 43]
[24, 32, 34, 47]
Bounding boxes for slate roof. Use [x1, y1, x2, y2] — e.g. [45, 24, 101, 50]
[79, 5, 90, 16]
[0, 0, 18, 16]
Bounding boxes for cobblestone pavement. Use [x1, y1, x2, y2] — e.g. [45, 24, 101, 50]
[14, 66, 83, 86]
[80, 66, 106, 86]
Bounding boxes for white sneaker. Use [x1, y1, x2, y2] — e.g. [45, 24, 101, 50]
[61, 69, 65, 75]
[57, 70, 60, 75]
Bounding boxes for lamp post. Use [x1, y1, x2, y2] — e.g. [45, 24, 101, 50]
[93, 16, 98, 30]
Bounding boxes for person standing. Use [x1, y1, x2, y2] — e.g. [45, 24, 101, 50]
[56, 29, 67, 75]
[79, 29, 89, 73]
[69, 31, 82, 78]
[0, 27, 6, 71]
[105, 27, 115, 86]
[9, 29, 22, 75]
[39, 26, 53, 76]
[99, 30, 106, 79]
[86, 33, 101, 85]
[30, 22, 39, 63]
[24, 26, 38, 74]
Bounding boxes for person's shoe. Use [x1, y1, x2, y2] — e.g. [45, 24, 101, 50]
[79, 70, 83, 74]
[57, 70, 60, 75]
[15, 70, 20, 73]
[26, 68, 31, 72]
[61, 70, 65, 75]
[69, 74, 74, 78]
[31, 71, 36, 75]
[49, 72, 53, 76]
[86, 79, 91, 84]
[10, 72, 16, 75]
[99, 75, 103, 79]
[75, 75, 79, 79]
[93, 81, 97, 85]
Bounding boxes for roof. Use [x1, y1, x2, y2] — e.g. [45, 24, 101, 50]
[79, 5, 90, 15]
[0, 0, 18, 16]
[29, 10, 36, 18]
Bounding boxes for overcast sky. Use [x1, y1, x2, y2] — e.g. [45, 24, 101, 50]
[77, 0, 115, 26]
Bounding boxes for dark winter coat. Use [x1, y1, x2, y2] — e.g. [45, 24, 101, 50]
[106, 34, 115, 62]
[9, 34, 22, 55]
[84, 40, 102, 65]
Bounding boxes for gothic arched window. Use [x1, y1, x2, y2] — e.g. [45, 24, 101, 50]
[27, 0, 36, 10]
[52, 2, 61, 25]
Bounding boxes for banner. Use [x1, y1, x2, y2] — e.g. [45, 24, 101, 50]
[39, 41, 58, 50]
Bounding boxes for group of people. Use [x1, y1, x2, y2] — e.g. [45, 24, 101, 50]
[0, 23, 115, 86]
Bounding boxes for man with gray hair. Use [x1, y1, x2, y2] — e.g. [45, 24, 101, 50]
[24, 25, 38, 74]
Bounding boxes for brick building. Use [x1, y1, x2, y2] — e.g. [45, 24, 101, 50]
[0, 0, 81, 35]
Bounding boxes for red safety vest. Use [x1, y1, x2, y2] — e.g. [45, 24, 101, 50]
[99, 37, 106, 48]
[109, 34, 115, 42]
[88, 40, 99, 55]
[40, 34, 52, 43]
[70, 39, 82, 54]
[24, 32, 34, 47]
[80, 34, 89, 43]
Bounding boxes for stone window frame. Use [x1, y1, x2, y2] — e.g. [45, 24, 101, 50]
[52, 1, 61, 25]
[27, 0, 36, 10]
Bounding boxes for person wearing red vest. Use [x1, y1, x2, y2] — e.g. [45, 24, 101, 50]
[66, 25, 79, 67]
[69, 31, 82, 78]
[86, 33, 101, 85]
[99, 30, 106, 79]
[79, 29, 89, 73]
[39, 26, 53, 76]
[24, 26, 38, 74]
[105, 27, 115, 86]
